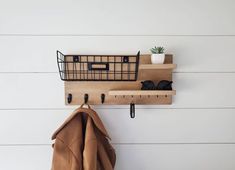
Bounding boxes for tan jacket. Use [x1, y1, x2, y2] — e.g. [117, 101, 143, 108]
[51, 107, 116, 170]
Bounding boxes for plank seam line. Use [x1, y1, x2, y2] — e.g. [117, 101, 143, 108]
[0, 107, 235, 111]
[1, 143, 235, 146]
[1, 34, 235, 37]
[1, 72, 235, 74]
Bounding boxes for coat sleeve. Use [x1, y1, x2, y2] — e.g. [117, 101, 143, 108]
[51, 138, 71, 170]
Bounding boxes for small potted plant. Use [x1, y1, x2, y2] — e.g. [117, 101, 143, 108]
[150, 46, 165, 64]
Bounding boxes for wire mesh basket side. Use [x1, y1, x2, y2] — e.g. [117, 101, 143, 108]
[57, 51, 66, 80]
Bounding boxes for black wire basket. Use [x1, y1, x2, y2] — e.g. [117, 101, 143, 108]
[57, 51, 140, 81]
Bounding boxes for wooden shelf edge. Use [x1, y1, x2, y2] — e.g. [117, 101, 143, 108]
[139, 64, 177, 70]
[108, 90, 176, 96]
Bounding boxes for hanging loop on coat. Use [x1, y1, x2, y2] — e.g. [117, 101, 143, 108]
[80, 103, 91, 109]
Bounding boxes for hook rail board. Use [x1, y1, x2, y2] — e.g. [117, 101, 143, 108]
[64, 54, 176, 105]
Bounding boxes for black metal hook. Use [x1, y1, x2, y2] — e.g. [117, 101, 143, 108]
[84, 94, 89, 104]
[101, 93, 105, 104]
[67, 93, 72, 104]
[130, 103, 135, 118]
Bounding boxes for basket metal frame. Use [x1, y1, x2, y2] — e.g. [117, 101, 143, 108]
[57, 51, 140, 81]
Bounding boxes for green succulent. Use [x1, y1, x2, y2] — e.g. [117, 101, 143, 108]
[150, 46, 165, 54]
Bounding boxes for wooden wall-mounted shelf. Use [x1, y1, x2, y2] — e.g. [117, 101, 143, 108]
[109, 90, 176, 96]
[63, 54, 176, 105]
[139, 64, 177, 70]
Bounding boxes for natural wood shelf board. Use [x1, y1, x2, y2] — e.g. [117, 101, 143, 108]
[140, 54, 173, 64]
[108, 90, 176, 96]
[139, 64, 177, 70]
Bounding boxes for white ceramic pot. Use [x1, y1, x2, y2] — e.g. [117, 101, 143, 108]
[151, 54, 165, 64]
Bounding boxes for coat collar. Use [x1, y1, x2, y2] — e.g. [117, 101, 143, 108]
[52, 107, 110, 140]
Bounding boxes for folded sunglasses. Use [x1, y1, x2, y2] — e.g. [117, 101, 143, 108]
[141, 80, 173, 90]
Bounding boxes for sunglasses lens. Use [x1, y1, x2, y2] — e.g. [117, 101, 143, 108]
[157, 80, 172, 90]
[141, 80, 156, 90]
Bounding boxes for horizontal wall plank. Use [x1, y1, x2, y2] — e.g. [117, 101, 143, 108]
[0, 73, 234, 109]
[0, 144, 235, 170]
[1, 36, 235, 72]
[0, 146, 51, 170]
[0, 109, 235, 144]
[115, 144, 235, 170]
[0, 73, 65, 109]
[0, 0, 235, 35]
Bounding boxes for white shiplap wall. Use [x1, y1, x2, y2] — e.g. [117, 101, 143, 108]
[0, 0, 235, 169]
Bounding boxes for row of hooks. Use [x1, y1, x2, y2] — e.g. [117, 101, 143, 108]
[67, 93, 136, 118]
[67, 93, 170, 118]
[67, 93, 106, 104]
[67, 93, 170, 104]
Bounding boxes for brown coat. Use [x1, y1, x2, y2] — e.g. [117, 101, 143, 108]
[51, 107, 116, 170]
